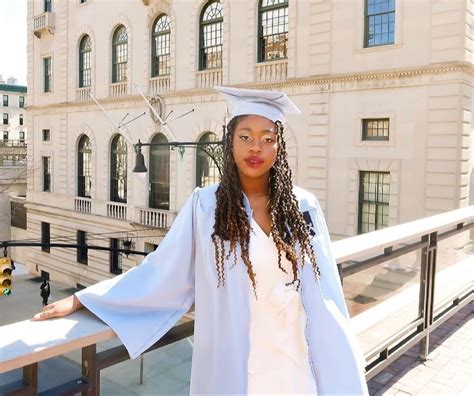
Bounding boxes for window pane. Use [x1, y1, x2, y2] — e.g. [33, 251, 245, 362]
[43, 156, 51, 192]
[363, 118, 389, 140]
[149, 134, 170, 209]
[44, 57, 52, 92]
[196, 132, 221, 187]
[110, 238, 123, 274]
[199, 1, 223, 70]
[41, 222, 50, 252]
[113, 26, 128, 82]
[358, 171, 390, 234]
[365, 0, 395, 47]
[259, 1, 288, 61]
[110, 135, 127, 202]
[78, 135, 92, 198]
[77, 230, 88, 264]
[79, 35, 92, 87]
[152, 15, 171, 76]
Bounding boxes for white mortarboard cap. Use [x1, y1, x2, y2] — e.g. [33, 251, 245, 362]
[214, 86, 301, 123]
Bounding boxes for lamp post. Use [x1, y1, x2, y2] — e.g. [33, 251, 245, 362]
[133, 132, 225, 175]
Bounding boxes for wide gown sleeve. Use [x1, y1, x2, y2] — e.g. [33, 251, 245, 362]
[312, 197, 351, 320]
[311, 195, 369, 371]
[75, 188, 199, 359]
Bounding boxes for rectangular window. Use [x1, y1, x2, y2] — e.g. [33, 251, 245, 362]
[44, 0, 52, 12]
[41, 222, 50, 253]
[43, 156, 51, 192]
[364, 0, 395, 48]
[44, 57, 52, 93]
[110, 238, 123, 274]
[358, 171, 390, 234]
[258, 2, 289, 62]
[19, 114, 24, 126]
[2, 95, 8, 106]
[19, 131, 25, 142]
[77, 230, 88, 265]
[3, 131, 8, 141]
[19, 96, 24, 108]
[11, 200, 27, 230]
[362, 118, 389, 141]
[42, 129, 51, 141]
[3, 113, 8, 125]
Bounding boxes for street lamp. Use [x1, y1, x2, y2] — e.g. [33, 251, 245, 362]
[132, 134, 225, 175]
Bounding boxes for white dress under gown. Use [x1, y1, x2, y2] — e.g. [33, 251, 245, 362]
[247, 218, 318, 395]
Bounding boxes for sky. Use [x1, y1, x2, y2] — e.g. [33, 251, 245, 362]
[0, 0, 27, 85]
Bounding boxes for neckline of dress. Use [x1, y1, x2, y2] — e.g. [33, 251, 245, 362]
[251, 217, 272, 239]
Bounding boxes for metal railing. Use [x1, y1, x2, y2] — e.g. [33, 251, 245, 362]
[1, 206, 472, 395]
[334, 206, 474, 379]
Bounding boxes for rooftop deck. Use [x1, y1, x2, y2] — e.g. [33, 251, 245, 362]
[1, 206, 473, 395]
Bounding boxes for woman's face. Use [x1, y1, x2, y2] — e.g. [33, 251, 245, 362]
[232, 115, 278, 182]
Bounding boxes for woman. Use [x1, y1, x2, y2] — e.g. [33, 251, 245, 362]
[33, 86, 368, 395]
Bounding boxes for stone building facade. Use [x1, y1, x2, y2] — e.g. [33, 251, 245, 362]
[26, 0, 473, 287]
[0, 79, 27, 256]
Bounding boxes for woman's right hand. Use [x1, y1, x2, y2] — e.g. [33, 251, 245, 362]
[32, 294, 83, 321]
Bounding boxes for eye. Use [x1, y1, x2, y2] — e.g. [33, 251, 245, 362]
[239, 135, 250, 142]
[263, 136, 275, 143]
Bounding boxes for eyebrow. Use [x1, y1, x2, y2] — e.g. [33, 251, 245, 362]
[236, 127, 276, 133]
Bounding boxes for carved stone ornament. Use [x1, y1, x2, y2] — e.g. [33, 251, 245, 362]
[149, 96, 164, 123]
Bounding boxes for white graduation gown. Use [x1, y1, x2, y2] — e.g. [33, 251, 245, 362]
[75, 184, 369, 395]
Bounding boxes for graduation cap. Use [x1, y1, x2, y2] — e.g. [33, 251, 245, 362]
[214, 86, 301, 123]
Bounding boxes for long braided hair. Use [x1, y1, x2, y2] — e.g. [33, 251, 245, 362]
[211, 115, 321, 296]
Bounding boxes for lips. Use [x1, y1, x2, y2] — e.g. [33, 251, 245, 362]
[245, 157, 264, 168]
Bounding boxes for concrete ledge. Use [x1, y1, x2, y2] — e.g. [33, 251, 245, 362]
[0, 310, 115, 373]
[333, 206, 474, 262]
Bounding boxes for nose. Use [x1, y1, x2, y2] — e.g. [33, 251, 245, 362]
[249, 139, 262, 153]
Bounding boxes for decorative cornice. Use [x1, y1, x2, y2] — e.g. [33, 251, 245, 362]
[27, 62, 473, 112]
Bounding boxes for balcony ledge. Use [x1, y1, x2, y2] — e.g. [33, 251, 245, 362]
[332, 206, 474, 263]
[33, 12, 55, 38]
[0, 310, 115, 373]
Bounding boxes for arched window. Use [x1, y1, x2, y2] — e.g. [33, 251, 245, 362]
[151, 14, 171, 77]
[196, 132, 220, 187]
[78, 135, 92, 198]
[199, 0, 223, 70]
[110, 135, 127, 202]
[149, 134, 170, 210]
[112, 25, 128, 83]
[258, 0, 288, 62]
[79, 35, 92, 87]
